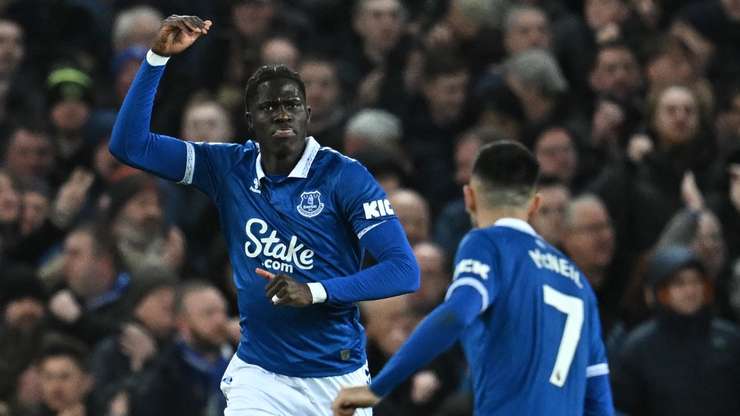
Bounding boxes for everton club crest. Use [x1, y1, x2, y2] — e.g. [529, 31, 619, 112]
[297, 191, 324, 218]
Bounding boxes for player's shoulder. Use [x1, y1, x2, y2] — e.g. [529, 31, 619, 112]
[195, 139, 257, 155]
[459, 228, 495, 249]
[315, 144, 372, 179]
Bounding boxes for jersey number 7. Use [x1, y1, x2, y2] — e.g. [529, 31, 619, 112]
[543, 285, 584, 388]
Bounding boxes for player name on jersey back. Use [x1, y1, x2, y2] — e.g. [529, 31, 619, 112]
[528, 248, 583, 289]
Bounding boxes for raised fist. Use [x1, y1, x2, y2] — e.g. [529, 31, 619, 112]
[151, 15, 212, 56]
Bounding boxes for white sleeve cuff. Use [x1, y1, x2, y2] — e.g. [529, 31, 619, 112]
[307, 282, 328, 304]
[146, 50, 171, 66]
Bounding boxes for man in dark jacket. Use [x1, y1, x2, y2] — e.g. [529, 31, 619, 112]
[611, 246, 740, 416]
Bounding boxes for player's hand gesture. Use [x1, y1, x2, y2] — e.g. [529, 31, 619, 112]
[151, 15, 212, 56]
[256, 268, 313, 307]
[332, 386, 380, 416]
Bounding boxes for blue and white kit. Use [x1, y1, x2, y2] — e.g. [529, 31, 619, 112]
[110, 51, 419, 414]
[370, 219, 614, 416]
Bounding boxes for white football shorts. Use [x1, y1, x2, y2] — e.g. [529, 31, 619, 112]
[220, 354, 373, 416]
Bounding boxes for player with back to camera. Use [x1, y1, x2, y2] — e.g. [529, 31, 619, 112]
[109, 15, 420, 416]
[333, 141, 615, 415]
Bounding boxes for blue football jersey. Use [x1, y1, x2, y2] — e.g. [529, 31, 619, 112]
[180, 137, 396, 377]
[446, 218, 609, 415]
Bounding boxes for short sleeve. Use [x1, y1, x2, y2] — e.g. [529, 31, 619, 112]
[181, 141, 253, 199]
[445, 231, 498, 314]
[336, 160, 395, 238]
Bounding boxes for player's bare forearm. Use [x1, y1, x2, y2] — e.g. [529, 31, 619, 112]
[150, 15, 212, 56]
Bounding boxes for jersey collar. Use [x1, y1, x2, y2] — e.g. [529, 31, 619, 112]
[255, 136, 320, 181]
[494, 217, 538, 237]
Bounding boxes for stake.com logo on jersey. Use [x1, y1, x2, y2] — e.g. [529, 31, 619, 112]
[244, 218, 314, 274]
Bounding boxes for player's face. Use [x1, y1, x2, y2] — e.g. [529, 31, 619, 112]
[249, 79, 311, 159]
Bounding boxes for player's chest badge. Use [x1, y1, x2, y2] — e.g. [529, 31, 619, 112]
[297, 190, 324, 218]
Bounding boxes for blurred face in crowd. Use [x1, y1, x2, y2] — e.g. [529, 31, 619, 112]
[4, 297, 45, 332]
[116, 188, 164, 240]
[730, 164, 740, 210]
[532, 183, 570, 246]
[0, 19, 24, 77]
[39, 356, 92, 413]
[261, 37, 300, 70]
[504, 8, 551, 56]
[590, 46, 642, 99]
[300, 60, 340, 122]
[454, 134, 481, 186]
[585, 0, 628, 30]
[63, 230, 110, 297]
[354, 0, 404, 57]
[389, 189, 430, 246]
[182, 102, 233, 142]
[116, 59, 141, 104]
[722, 0, 740, 21]
[652, 86, 699, 147]
[179, 287, 229, 351]
[4, 129, 55, 181]
[693, 211, 725, 279]
[646, 47, 695, 87]
[94, 139, 122, 183]
[135, 286, 175, 340]
[563, 198, 615, 286]
[0, 173, 20, 224]
[232, 0, 274, 38]
[661, 268, 706, 315]
[423, 70, 469, 125]
[410, 243, 449, 312]
[20, 190, 50, 236]
[534, 128, 578, 184]
[363, 295, 415, 356]
[51, 99, 91, 133]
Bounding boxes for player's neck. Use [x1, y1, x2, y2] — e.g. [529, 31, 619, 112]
[474, 208, 529, 229]
[260, 142, 306, 176]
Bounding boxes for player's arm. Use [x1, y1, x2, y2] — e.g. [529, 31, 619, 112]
[332, 285, 482, 415]
[584, 293, 616, 416]
[332, 232, 495, 415]
[109, 15, 212, 181]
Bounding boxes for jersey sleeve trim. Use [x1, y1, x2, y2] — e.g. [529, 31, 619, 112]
[178, 141, 195, 185]
[146, 50, 170, 66]
[357, 220, 387, 239]
[586, 363, 609, 378]
[445, 277, 489, 313]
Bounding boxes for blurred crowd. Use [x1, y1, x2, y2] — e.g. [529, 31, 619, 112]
[0, 0, 739, 415]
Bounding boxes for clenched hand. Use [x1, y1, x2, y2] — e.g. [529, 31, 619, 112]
[256, 268, 313, 307]
[151, 15, 212, 56]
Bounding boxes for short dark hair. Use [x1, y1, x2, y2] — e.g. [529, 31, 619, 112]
[244, 64, 306, 112]
[422, 50, 468, 82]
[472, 140, 540, 207]
[36, 334, 90, 372]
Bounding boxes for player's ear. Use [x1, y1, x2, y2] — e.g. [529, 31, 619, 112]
[463, 184, 476, 217]
[527, 192, 541, 222]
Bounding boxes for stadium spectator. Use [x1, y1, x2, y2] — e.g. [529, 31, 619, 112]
[0, 266, 47, 406]
[610, 246, 740, 416]
[105, 173, 185, 274]
[130, 281, 231, 416]
[299, 55, 347, 150]
[260, 35, 301, 70]
[112, 6, 163, 53]
[530, 175, 570, 247]
[34, 335, 95, 416]
[502, 5, 552, 57]
[90, 266, 177, 415]
[343, 108, 403, 157]
[388, 188, 430, 247]
[561, 194, 622, 331]
[181, 98, 234, 143]
[0, 170, 21, 255]
[0, 18, 42, 138]
[2, 126, 55, 186]
[18, 179, 51, 237]
[409, 242, 449, 315]
[46, 224, 132, 345]
[531, 125, 581, 191]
